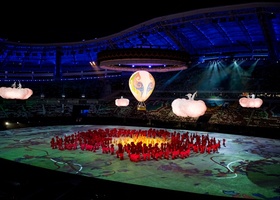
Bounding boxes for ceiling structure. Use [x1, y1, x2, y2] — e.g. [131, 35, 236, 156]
[0, 2, 279, 82]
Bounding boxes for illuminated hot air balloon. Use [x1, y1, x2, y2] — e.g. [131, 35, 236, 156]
[129, 70, 155, 111]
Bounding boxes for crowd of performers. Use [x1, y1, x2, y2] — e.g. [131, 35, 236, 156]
[50, 128, 226, 162]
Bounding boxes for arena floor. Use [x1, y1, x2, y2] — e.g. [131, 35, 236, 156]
[0, 124, 279, 200]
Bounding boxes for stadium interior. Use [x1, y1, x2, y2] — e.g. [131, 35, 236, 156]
[0, 2, 279, 200]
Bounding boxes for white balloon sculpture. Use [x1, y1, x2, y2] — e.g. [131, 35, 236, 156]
[239, 94, 263, 108]
[115, 96, 129, 107]
[0, 81, 33, 100]
[171, 91, 207, 118]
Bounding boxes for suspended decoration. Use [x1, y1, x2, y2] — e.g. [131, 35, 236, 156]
[0, 81, 33, 100]
[239, 94, 263, 108]
[129, 70, 155, 111]
[115, 96, 129, 107]
[97, 48, 189, 72]
[171, 91, 207, 118]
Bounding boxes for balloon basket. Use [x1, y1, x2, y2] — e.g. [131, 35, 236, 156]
[137, 102, 146, 111]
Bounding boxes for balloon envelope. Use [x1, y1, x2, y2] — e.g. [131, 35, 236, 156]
[129, 70, 155, 103]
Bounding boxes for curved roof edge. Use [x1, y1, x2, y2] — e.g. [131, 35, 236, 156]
[1, 2, 279, 47]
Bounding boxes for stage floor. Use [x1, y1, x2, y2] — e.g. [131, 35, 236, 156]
[0, 124, 279, 199]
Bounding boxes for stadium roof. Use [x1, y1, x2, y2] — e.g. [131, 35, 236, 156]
[0, 2, 279, 81]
